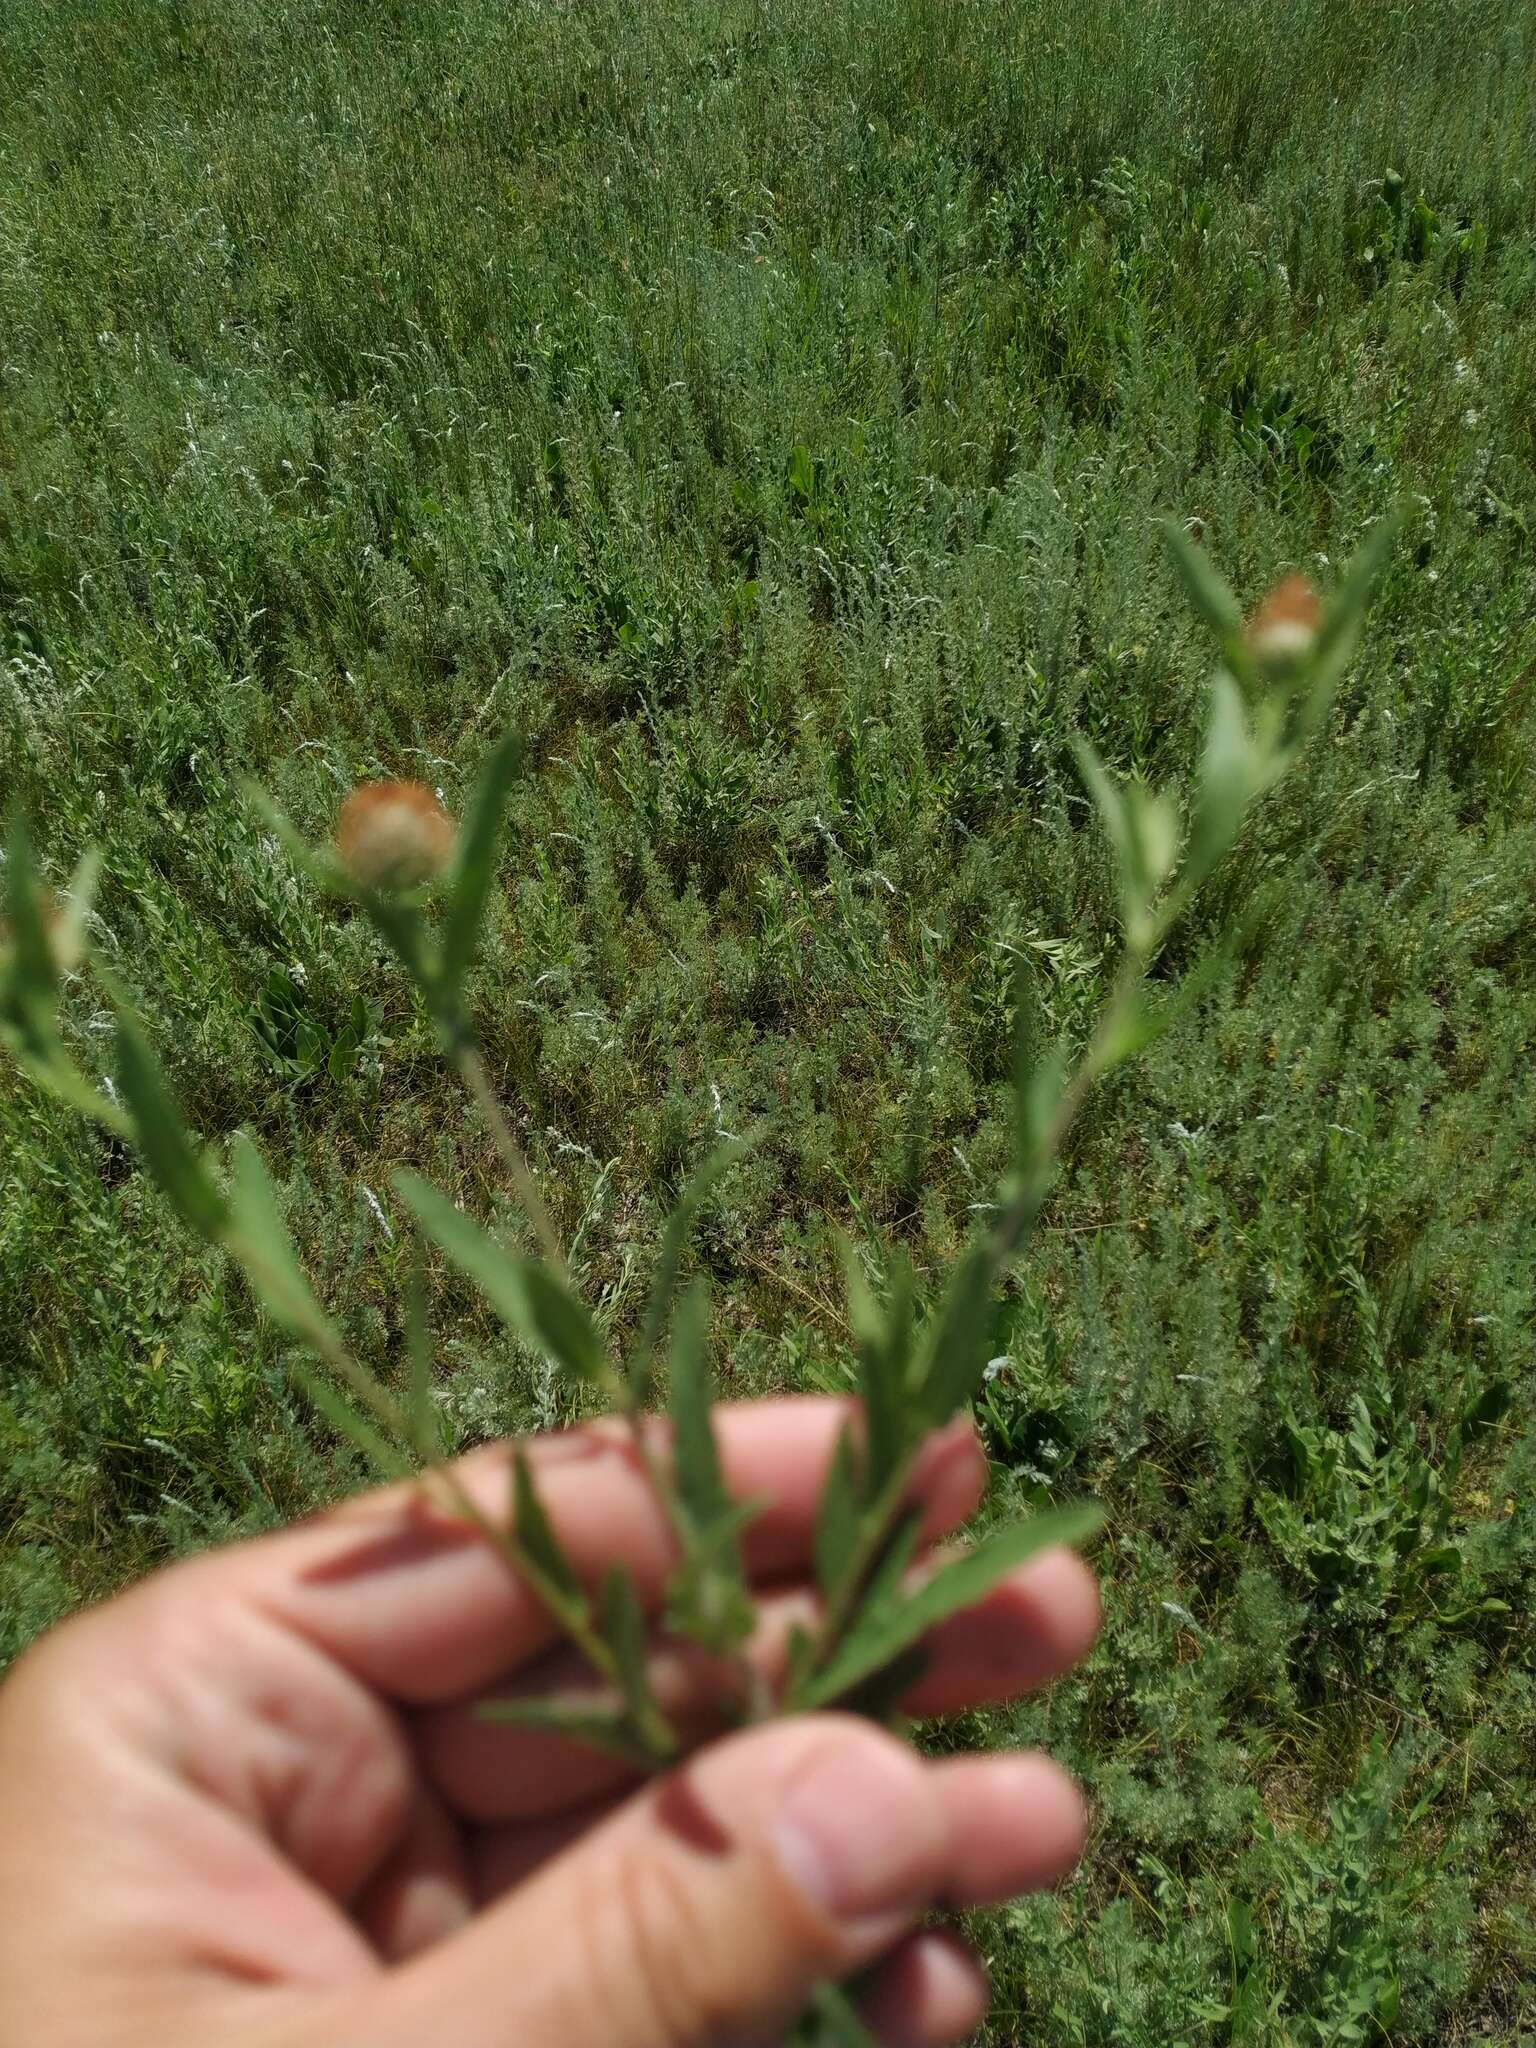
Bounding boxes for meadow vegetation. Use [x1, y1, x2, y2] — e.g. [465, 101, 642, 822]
[3, 0, 1535, 2039]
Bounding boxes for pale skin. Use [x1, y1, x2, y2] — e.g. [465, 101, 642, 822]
[0, 1399, 1100, 2048]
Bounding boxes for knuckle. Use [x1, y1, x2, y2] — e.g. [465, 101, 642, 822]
[581, 1838, 727, 2048]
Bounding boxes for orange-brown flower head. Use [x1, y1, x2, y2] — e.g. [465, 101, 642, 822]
[336, 780, 455, 891]
[1245, 574, 1322, 674]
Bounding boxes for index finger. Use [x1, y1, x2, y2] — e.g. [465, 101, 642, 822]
[174, 1400, 986, 1704]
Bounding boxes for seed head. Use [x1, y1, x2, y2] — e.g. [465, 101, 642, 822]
[1245, 574, 1322, 673]
[336, 781, 455, 891]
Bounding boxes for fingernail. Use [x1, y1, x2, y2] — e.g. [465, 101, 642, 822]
[774, 1735, 940, 1923]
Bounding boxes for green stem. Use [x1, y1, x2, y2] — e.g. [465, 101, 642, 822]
[452, 1040, 566, 1271]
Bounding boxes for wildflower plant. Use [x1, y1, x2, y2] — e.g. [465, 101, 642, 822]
[0, 517, 1395, 2039]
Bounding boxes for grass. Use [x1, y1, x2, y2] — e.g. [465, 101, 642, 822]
[3, 0, 1535, 2037]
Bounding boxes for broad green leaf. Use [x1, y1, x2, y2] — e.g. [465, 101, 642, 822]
[631, 1140, 744, 1411]
[291, 1362, 413, 1480]
[1123, 782, 1179, 903]
[396, 1170, 611, 1385]
[1161, 517, 1243, 642]
[440, 728, 523, 996]
[799, 1505, 1103, 1710]
[476, 1692, 660, 1769]
[917, 1237, 999, 1425]
[114, 1011, 229, 1241]
[814, 1423, 863, 1601]
[225, 1131, 342, 1353]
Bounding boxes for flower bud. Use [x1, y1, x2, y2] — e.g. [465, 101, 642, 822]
[1244, 574, 1322, 674]
[336, 780, 455, 891]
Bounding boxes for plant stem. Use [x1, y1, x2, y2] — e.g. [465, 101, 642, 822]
[453, 1040, 566, 1270]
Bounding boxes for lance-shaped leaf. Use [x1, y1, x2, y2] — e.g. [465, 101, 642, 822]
[225, 1131, 344, 1355]
[476, 1693, 662, 1770]
[1300, 506, 1404, 726]
[915, 1236, 999, 1426]
[1161, 518, 1243, 645]
[630, 1140, 744, 1412]
[113, 1010, 230, 1242]
[396, 1170, 613, 1388]
[511, 1447, 593, 1640]
[599, 1567, 679, 1758]
[838, 1239, 907, 1497]
[1186, 668, 1260, 887]
[290, 1362, 413, 1481]
[440, 729, 523, 998]
[244, 785, 362, 900]
[814, 1423, 863, 1603]
[665, 1279, 756, 1649]
[797, 1504, 1103, 1710]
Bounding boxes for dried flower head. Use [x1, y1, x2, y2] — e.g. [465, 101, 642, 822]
[336, 781, 455, 891]
[1245, 574, 1322, 673]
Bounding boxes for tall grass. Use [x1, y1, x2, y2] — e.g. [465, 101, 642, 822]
[3, 0, 1534, 2037]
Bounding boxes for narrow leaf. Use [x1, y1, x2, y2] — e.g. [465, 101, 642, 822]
[599, 1567, 677, 1755]
[631, 1140, 744, 1410]
[226, 1131, 342, 1353]
[291, 1363, 413, 1481]
[440, 728, 523, 996]
[1186, 669, 1258, 885]
[800, 1505, 1103, 1710]
[814, 1424, 863, 1601]
[1072, 737, 1130, 877]
[396, 1170, 611, 1386]
[668, 1278, 731, 1532]
[113, 1011, 229, 1241]
[476, 1693, 659, 1769]
[1161, 518, 1243, 642]
[839, 1239, 904, 1494]
[4, 810, 59, 1000]
[917, 1237, 999, 1425]
[512, 1447, 587, 1616]
[406, 1248, 438, 1459]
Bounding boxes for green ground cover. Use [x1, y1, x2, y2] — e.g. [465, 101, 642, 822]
[3, 0, 1534, 2036]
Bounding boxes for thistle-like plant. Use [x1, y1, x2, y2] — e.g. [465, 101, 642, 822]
[0, 516, 1395, 2041]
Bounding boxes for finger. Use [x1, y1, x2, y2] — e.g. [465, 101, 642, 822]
[352, 1785, 474, 1962]
[417, 1546, 1099, 1823]
[903, 1544, 1102, 1717]
[858, 1930, 990, 2048]
[340, 1716, 966, 2048]
[199, 1402, 986, 1704]
[464, 1745, 1087, 1917]
[933, 1751, 1088, 1905]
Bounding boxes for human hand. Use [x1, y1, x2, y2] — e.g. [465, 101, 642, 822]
[0, 1400, 1099, 2048]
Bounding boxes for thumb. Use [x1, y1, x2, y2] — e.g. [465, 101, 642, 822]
[352, 1715, 952, 2048]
